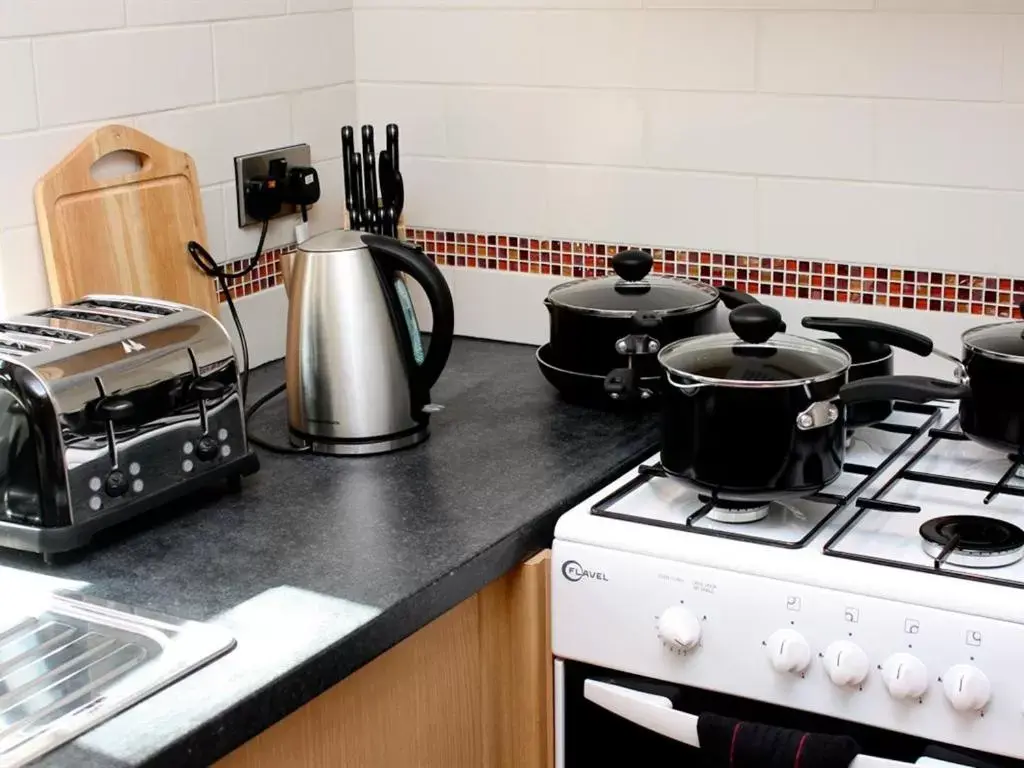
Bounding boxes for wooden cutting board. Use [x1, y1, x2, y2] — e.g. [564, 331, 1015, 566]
[35, 124, 218, 315]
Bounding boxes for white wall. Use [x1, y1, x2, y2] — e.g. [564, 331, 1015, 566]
[354, 1, 1024, 279]
[0, 0, 355, 318]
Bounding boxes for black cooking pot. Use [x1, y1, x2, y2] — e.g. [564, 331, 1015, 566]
[542, 249, 759, 404]
[655, 303, 886, 503]
[800, 317, 937, 430]
[838, 307, 1024, 454]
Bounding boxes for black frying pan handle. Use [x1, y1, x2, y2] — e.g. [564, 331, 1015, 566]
[801, 317, 934, 358]
[839, 375, 969, 406]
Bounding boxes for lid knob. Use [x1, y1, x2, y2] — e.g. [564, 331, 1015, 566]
[612, 250, 653, 282]
[730, 304, 784, 344]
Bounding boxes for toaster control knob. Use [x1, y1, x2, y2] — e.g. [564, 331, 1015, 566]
[196, 436, 220, 461]
[104, 470, 129, 497]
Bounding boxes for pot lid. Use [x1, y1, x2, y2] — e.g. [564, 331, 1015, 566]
[658, 304, 851, 385]
[546, 249, 718, 316]
[962, 312, 1024, 361]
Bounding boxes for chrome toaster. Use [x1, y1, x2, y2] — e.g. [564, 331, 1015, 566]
[0, 295, 259, 556]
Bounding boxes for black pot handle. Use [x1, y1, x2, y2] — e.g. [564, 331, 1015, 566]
[363, 233, 455, 391]
[839, 375, 969, 406]
[612, 250, 653, 283]
[604, 368, 638, 401]
[801, 317, 934, 358]
[730, 304, 784, 344]
[718, 285, 787, 332]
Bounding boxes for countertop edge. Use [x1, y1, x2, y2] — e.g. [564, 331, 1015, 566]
[143, 442, 658, 768]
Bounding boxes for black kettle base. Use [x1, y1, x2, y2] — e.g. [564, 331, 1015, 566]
[289, 424, 429, 457]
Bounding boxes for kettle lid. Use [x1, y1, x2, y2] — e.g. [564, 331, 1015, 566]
[299, 229, 367, 253]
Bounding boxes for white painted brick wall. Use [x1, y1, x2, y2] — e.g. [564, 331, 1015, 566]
[353, 0, 1024, 281]
[0, 2, 355, 317]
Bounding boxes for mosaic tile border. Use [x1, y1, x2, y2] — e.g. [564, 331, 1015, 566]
[214, 248, 285, 302]
[215, 228, 1024, 319]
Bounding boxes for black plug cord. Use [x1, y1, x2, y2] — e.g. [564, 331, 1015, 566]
[187, 220, 311, 456]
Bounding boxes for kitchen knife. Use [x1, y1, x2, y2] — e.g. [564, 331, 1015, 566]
[386, 124, 400, 173]
[379, 149, 395, 237]
[362, 125, 380, 235]
[350, 153, 364, 232]
[341, 126, 356, 226]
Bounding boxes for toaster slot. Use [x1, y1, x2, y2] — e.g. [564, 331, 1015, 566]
[31, 308, 143, 329]
[72, 298, 178, 317]
[0, 338, 47, 357]
[0, 323, 88, 344]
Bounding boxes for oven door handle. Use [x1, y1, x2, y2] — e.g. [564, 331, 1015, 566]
[583, 680, 959, 768]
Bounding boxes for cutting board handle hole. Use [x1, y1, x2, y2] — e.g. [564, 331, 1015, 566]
[90, 150, 147, 182]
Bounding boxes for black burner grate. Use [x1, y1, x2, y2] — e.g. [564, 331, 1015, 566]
[825, 414, 1024, 587]
[590, 403, 941, 549]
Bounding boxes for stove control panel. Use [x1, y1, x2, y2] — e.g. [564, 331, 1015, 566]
[553, 541, 1024, 760]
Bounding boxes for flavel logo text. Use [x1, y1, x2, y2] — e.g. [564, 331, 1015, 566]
[561, 560, 609, 583]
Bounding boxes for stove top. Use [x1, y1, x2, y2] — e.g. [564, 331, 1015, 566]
[563, 401, 1024, 597]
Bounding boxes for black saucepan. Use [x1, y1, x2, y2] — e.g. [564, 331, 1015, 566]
[800, 317, 937, 430]
[543, 249, 758, 384]
[655, 303, 886, 503]
[838, 305, 1024, 455]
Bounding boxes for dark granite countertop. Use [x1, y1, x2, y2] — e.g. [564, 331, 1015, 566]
[0, 337, 659, 768]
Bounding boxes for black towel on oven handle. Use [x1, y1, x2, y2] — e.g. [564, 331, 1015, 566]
[696, 713, 861, 768]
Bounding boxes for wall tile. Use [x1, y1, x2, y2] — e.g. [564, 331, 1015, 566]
[638, 11, 756, 91]
[354, 0, 637, 6]
[874, 13, 1002, 100]
[445, 87, 644, 166]
[757, 178, 1007, 273]
[214, 12, 353, 100]
[541, 11, 641, 88]
[545, 165, 756, 251]
[1003, 106, 1024, 191]
[34, 28, 213, 127]
[647, 0, 868, 7]
[136, 98, 292, 186]
[306, 158, 346, 236]
[1004, 17, 1024, 102]
[292, 85, 356, 161]
[356, 84, 447, 157]
[878, 0, 1024, 10]
[0, 41, 36, 134]
[402, 157, 550, 234]
[873, 100, 1008, 189]
[0, 124, 105, 229]
[0, 0, 124, 37]
[644, 92, 872, 179]
[759, 12, 1002, 100]
[200, 187, 229, 264]
[290, 0, 353, 9]
[127, 0, 285, 25]
[0, 226, 49, 316]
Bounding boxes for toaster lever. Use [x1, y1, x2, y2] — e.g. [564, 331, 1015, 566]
[96, 396, 135, 423]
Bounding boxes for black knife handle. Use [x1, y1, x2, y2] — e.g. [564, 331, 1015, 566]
[341, 126, 355, 221]
[386, 123, 399, 172]
[350, 153, 364, 231]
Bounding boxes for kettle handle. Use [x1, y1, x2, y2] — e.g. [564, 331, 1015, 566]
[363, 233, 455, 391]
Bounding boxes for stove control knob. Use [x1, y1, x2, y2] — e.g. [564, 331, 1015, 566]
[881, 653, 929, 700]
[822, 641, 869, 687]
[943, 665, 991, 712]
[766, 629, 811, 674]
[657, 606, 702, 652]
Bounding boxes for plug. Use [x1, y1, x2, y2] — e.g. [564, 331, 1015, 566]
[244, 176, 283, 222]
[286, 166, 321, 222]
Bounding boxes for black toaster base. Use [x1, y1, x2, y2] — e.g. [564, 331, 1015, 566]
[0, 451, 260, 558]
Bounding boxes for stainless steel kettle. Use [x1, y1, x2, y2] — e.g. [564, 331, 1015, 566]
[281, 230, 455, 455]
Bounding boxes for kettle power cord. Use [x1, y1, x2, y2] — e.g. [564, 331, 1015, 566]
[186, 220, 311, 455]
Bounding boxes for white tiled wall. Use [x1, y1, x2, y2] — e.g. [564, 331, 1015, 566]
[353, 1, 1024, 279]
[0, 2, 354, 317]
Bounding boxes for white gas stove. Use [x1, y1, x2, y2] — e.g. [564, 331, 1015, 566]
[553, 403, 1024, 767]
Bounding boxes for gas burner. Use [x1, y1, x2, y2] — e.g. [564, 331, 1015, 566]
[920, 515, 1024, 569]
[697, 496, 770, 524]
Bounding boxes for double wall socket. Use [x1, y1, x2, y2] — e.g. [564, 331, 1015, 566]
[233, 143, 312, 228]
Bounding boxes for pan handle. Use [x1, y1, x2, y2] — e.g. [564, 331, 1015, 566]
[801, 317, 934, 358]
[839, 375, 969, 406]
